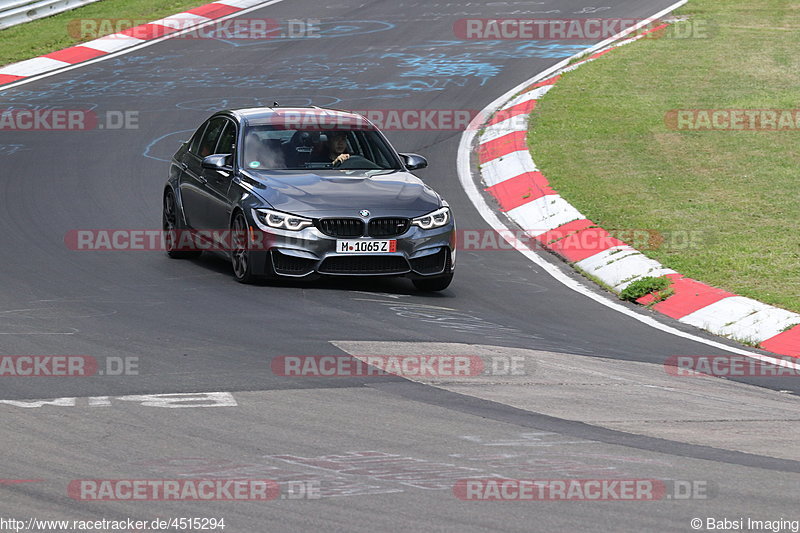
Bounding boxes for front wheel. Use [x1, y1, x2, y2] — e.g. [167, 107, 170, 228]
[412, 273, 453, 292]
[231, 212, 258, 284]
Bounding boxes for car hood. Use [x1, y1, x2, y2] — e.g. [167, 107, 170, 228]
[240, 169, 442, 217]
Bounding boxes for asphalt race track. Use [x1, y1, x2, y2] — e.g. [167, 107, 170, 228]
[1, 0, 798, 531]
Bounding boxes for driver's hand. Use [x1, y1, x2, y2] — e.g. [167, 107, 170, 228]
[332, 153, 350, 166]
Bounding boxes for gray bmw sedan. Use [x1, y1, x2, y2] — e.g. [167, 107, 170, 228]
[163, 106, 455, 291]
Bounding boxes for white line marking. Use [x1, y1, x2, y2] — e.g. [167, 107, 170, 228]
[0, 392, 237, 408]
[0, 332, 76, 335]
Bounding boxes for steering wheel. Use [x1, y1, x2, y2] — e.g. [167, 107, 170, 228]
[333, 155, 380, 170]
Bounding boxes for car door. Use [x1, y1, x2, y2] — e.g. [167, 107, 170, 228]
[177, 121, 212, 229]
[204, 119, 238, 233]
[181, 116, 226, 230]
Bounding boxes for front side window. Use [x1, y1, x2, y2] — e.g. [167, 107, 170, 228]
[197, 117, 227, 158]
[188, 123, 207, 155]
[215, 122, 237, 157]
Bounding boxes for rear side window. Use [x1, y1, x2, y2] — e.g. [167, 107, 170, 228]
[197, 117, 226, 157]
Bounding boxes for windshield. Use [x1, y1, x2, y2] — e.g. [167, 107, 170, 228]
[240, 125, 403, 171]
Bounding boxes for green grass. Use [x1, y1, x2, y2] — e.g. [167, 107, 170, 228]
[529, 0, 800, 314]
[0, 0, 206, 67]
[619, 276, 671, 302]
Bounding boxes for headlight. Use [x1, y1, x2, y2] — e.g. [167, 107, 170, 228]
[412, 207, 450, 230]
[254, 208, 313, 231]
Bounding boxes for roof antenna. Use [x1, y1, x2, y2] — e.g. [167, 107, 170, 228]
[273, 101, 280, 107]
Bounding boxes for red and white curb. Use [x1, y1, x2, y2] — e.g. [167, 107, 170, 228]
[475, 26, 800, 358]
[0, 0, 274, 87]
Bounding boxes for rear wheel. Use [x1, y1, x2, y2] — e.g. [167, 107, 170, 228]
[163, 190, 201, 259]
[231, 212, 258, 284]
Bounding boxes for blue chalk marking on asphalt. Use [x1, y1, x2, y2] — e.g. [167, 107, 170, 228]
[175, 96, 302, 111]
[143, 129, 194, 162]
[312, 20, 395, 38]
[335, 93, 415, 103]
[213, 20, 395, 47]
[381, 53, 501, 86]
[0, 100, 101, 110]
[108, 54, 184, 67]
[0, 144, 28, 156]
[386, 40, 591, 59]
[508, 41, 592, 58]
[402, 40, 591, 58]
[173, 94, 411, 111]
[0, 80, 91, 101]
[1, 39, 590, 102]
[2, 77, 136, 101]
[365, 78, 471, 91]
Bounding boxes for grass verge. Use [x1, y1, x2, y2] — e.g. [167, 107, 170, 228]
[528, 0, 800, 314]
[0, 0, 206, 67]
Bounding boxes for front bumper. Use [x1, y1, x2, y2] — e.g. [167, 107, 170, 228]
[246, 213, 455, 278]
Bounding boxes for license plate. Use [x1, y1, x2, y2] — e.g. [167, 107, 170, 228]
[337, 239, 397, 254]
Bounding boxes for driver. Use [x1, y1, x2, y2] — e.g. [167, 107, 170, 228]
[312, 131, 350, 166]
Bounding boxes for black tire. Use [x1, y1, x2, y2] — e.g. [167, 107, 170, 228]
[412, 272, 453, 292]
[231, 211, 258, 284]
[412, 251, 453, 292]
[163, 190, 202, 259]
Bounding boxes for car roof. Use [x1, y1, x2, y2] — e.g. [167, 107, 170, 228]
[223, 106, 374, 128]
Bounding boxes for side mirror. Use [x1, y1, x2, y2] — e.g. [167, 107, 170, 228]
[399, 153, 428, 170]
[202, 154, 232, 172]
